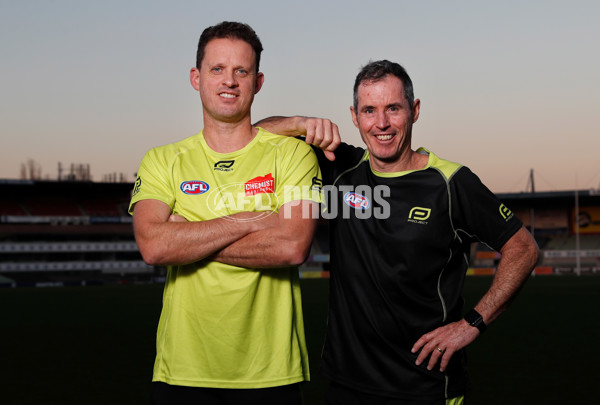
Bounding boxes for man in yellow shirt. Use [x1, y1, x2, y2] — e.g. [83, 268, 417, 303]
[129, 21, 321, 405]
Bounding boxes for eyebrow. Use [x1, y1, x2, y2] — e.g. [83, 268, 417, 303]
[361, 103, 403, 111]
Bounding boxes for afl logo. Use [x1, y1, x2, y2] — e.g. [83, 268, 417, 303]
[344, 192, 370, 209]
[181, 181, 209, 195]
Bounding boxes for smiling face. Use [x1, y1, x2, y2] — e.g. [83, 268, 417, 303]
[190, 37, 264, 125]
[351, 74, 420, 172]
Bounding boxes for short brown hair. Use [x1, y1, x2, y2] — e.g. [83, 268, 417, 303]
[353, 60, 415, 111]
[196, 21, 263, 73]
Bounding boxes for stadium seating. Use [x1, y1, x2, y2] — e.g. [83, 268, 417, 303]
[0, 200, 27, 215]
[24, 197, 82, 216]
[2, 180, 600, 286]
[79, 199, 122, 216]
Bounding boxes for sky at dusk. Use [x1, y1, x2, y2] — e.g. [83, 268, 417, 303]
[1, 0, 598, 193]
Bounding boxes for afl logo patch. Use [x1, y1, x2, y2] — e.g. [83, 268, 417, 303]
[344, 192, 370, 209]
[181, 181, 209, 195]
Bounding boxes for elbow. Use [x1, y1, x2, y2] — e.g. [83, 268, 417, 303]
[272, 240, 310, 267]
[137, 241, 168, 267]
[527, 233, 541, 269]
[530, 244, 541, 269]
[140, 252, 162, 267]
[281, 241, 312, 267]
[519, 239, 540, 275]
[139, 248, 161, 267]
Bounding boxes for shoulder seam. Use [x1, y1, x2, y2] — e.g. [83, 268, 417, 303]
[429, 159, 463, 183]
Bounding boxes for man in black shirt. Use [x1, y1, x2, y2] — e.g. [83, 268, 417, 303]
[259, 60, 539, 404]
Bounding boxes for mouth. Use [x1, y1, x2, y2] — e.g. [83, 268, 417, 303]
[219, 92, 237, 99]
[374, 134, 393, 141]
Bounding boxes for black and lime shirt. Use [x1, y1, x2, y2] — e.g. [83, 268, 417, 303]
[318, 143, 522, 401]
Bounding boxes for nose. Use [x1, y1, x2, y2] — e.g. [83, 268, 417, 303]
[223, 68, 238, 88]
[375, 110, 389, 129]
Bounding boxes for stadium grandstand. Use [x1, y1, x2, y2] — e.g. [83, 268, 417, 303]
[0, 179, 151, 287]
[1, 179, 599, 287]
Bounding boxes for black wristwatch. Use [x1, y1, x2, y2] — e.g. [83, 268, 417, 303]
[464, 309, 487, 333]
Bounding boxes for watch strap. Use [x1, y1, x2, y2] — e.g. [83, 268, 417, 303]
[464, 308, 487, 333]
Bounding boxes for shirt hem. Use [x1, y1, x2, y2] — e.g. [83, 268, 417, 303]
[152, 374, 308, 389]
[322, 370, 460, 401]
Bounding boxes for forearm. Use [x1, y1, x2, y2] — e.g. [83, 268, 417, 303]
[212, 224, 315, 268]
[133, 199, 272, 266]
[255, 116, 340, 161]
[472, 227, 539, 324]
[411, 226, 539, 372]
[254, 116, 306, 136]
[135, 218, 256, 266]
[212, 202, 318, 268]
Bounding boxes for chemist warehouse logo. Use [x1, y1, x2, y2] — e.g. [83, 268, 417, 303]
[245, 174, 274, 196]
[407, 207, 431, 225]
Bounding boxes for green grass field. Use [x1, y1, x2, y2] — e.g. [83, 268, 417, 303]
[1, 276, 598, 404]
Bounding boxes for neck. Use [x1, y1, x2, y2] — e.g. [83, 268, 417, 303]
[202, 115, 257, 153]
[370, 148, 429, 173]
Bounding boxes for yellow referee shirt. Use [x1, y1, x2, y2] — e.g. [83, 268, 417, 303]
[129, 128, 321, 388]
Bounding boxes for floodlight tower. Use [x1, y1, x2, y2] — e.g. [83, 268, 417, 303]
[575, 176, 581, 276]
[527, 169, 535, 238]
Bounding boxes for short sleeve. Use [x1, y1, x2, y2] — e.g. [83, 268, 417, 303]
[128, 147, 176, 215]
[450, 167, 522, 251]
[278, 140, 322, 207]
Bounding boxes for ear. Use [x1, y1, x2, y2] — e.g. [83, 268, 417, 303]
[254, 72, 265, 94]
[350, 106, 359, 128]
[412, 98, 421, 123]
[190, 68, 200, 91]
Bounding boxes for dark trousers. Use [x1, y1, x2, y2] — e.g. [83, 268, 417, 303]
[326, 381, 461, 405]
[151, 381, 302, 405]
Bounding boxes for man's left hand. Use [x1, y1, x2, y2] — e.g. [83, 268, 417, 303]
[411, 320, 480, 372]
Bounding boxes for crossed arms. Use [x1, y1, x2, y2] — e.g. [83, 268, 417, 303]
[133, 198, 318, 268]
